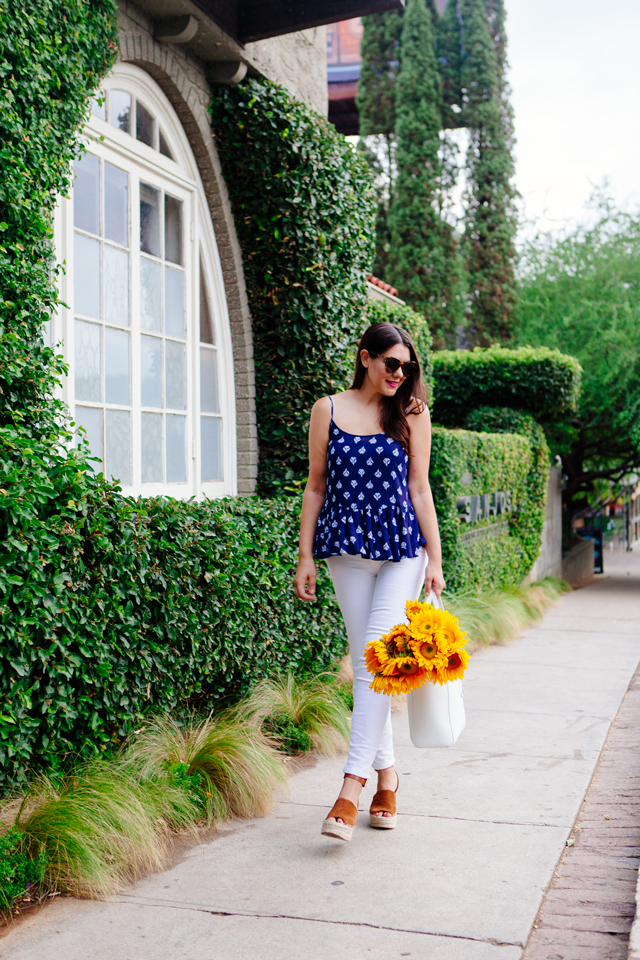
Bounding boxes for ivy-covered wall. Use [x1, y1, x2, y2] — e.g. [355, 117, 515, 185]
[0, 0, 118, 444]
[0, 4, 355, 790]
[210, 80, 376, 496]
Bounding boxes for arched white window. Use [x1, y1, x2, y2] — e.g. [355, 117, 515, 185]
[53, 63, 237, 498]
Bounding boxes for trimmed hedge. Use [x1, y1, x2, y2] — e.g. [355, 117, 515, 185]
[0, 428, 346, 792]
[431, 346, 582, 427]
[430, 414, 549, 593]
[210, 79, 376, 496]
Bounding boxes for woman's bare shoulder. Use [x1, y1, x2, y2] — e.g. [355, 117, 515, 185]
[311, 395, 333, 418]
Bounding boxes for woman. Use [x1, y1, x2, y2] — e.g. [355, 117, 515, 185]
[293, 322, 446, 842]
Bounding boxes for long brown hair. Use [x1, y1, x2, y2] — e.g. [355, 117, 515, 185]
[351, 322, 427, 453]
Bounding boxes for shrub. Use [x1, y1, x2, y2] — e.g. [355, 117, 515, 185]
[210, 79, 376, 495]
[463, 406, 550, 575]
[430, 425, 545, 592]
[0, 428, 346, 793]
[0, 826, 46, 916]
[364, 299, 433, 398]
[431, 345, 582, 427]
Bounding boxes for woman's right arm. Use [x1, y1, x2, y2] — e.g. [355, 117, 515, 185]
[293, 397, 331, 602]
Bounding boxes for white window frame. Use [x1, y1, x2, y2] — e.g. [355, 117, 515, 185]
[52, 62, 237, 499]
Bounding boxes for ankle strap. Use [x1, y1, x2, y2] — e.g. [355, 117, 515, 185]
[344, 773, 367, 787]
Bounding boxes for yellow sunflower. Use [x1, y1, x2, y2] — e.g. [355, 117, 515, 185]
[370, 664, 431, 696]
[437, 647, 470, 683]
[380, 622, 412, 656]
[437, 610, 468, 650]
[408, 605, 446, 639]
[405, 598, 423, 619]
[381, 658, 402, 676]
[364, 639, 388, 674]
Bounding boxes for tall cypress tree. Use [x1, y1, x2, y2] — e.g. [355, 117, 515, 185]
[356, 12, 403, 277]
[357, 11, 402, 136]
[386, 0, 460, 347]
[436, 0, 463, 129]
[459, 0, 517, 345]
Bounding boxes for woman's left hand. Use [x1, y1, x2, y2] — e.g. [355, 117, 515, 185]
[425, 562, 446, 599]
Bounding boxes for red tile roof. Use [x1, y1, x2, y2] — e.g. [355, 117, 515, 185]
[367, 275, 399, 298]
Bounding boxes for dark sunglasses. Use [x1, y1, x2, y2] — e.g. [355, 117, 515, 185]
[368, 352, 419, 379]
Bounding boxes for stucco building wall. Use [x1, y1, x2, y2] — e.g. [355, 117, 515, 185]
[246, 27, 327, 116]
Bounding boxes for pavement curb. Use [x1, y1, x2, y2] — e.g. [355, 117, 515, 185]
[628, 873, 640, 959]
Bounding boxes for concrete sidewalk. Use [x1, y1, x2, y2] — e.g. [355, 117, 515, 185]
[3, 551, 639, 960]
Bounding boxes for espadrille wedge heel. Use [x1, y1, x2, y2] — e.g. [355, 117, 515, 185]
[321, 774, 366, 842]
[369, 772, 399, 829]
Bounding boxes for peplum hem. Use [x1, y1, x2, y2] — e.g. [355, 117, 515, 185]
[314, 501, 426, 563]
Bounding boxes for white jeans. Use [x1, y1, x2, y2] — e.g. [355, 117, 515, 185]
[327, 549, 427, 780]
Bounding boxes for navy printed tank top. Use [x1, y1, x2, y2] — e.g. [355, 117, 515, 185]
[313, 397, 426, 562]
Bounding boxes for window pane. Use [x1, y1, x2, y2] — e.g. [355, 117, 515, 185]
[140, 257, 161, 332]
[106, 410, 130, 486]
[105, 327, 129, 405]
[200, 260, 214, 344]
[200, 347, 219, 414]
[164, 195, 183, 265]
[140, 335, 162, 408]
[136, 100, 155, 148]
[110, 90, 131, 133]
[105, 246, 129, 327]
[166, 415, 186, 483]
[140, 183, 160, 257]
[141, 412, 162, 482]
[74, 233, 101, 319]
[74, 153, 99, 235]
[75, 405, 102, 470]
[159, 129, 173, 160]
[165, 267, 184, 337]
[91, 96, 106, 121]
[75, 320, 101, 402]
[166, 340, 185, 410]
[104, 163, 128, 245]
[201, 417, 222, 481]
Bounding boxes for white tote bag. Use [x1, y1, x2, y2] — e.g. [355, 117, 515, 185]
[406, 592, 466, 748]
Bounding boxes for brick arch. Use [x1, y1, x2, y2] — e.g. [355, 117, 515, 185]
[117, 28, 257, 494]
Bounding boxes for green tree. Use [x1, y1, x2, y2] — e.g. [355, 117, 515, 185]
[459, 0, 518, 346]
[516, 199, 640, 519]
[356, 11, 403, 277]
[386, 0, 460, 348]
[435, 0, 463, 129]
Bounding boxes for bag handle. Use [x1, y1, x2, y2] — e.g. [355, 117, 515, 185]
[425, 589, 445, 612]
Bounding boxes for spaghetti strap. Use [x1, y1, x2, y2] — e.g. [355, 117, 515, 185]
[329, 395, 334, 423]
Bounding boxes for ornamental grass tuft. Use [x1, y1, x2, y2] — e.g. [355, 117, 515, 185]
[4, 761, 197, 899]
[446, 577, 570, 651]
[124, 715, 287, 824]
[238, 674, 352, 757]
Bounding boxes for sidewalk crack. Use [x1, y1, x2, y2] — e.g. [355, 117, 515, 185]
[117, 895, 521, 948]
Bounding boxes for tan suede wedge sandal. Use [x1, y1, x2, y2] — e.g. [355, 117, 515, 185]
[321, 774, 366, 842]
[369, 772, 400, 829]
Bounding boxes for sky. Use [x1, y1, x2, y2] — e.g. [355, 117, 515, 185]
[506, 0, 640, 238]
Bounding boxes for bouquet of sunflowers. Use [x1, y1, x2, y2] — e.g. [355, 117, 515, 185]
[364, 599, 469, 696]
